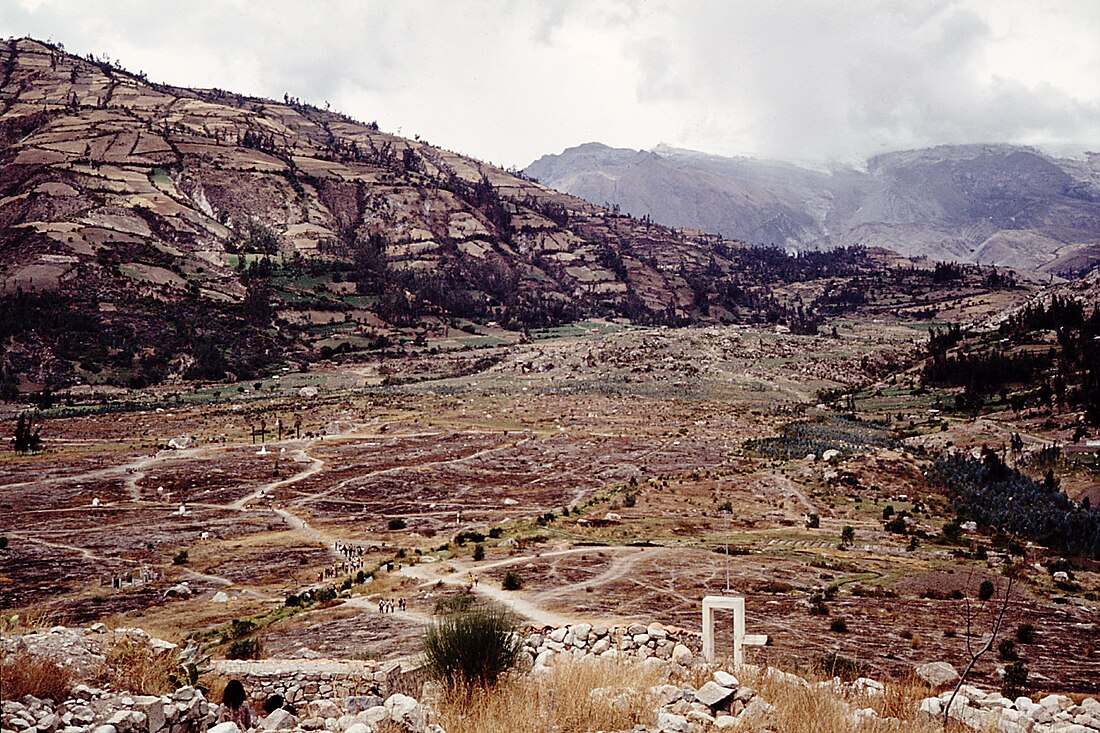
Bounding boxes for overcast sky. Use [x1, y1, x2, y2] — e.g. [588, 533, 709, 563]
[2, 0, 1098, 168]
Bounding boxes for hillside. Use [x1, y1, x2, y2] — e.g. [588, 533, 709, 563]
[0, 38, 1023, 393]
[525, 142, 1100, 276]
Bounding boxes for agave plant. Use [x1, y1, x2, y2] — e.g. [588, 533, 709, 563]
[170, 640, 213, 694]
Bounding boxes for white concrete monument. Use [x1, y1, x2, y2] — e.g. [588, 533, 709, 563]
[702, 595, 768, 667]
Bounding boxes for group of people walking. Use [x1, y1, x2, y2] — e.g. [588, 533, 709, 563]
[377, 597, 406, 613]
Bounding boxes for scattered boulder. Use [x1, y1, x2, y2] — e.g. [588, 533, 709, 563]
[916, 661, 960, 688]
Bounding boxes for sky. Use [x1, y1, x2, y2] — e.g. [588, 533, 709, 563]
[2, 0, 1098, 169]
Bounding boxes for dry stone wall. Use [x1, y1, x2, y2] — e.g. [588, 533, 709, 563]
[210, 661, 409, 706]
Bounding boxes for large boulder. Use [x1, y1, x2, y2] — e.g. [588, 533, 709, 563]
[694, 681, 735, 709]
[916, 662, 960, 689]
[259, 708, 297, 731]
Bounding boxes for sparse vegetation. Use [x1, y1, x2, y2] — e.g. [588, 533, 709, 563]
[0, 652, 72, 701]
[501, 571, 524, 591]
[422, 605, 521, 688]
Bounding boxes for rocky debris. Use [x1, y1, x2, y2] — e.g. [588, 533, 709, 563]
[521, 623, 699, 675]
[1, 626, 177, 681]
[166, 437, 194, 450]
[1, 687, 208, 733]
[919, 689, 1100, 733]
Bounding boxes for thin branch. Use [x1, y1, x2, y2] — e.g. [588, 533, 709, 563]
[943, 576, 1014, 729]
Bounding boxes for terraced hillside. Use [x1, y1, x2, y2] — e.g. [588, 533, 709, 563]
[0, 39, 1028, 393]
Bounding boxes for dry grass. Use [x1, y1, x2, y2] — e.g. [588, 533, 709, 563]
[432, 656, 664, 733]
[741, 665, 997, 733]
[102, 638, 177, 695]
[0, 652, 73, 701]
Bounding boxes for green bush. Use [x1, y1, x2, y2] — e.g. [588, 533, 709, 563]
[979, 580, 996, 601]
[0, 536, 8, 550]
[997, 639, 1019, 661]
[1015, 623, 1036, 644]
[422, 606, 520, 688]
[501, 571, 523, 590]
[172, 550, 188, 565]
[1002, 661, 1029, 699]
[226, 638, 261, 660]
[472, 544, 485, 561]
[387, 518, 407, 530]
[829, 617, 849, 633]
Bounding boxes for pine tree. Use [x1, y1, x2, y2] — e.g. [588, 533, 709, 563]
[12, 411, 43, 453]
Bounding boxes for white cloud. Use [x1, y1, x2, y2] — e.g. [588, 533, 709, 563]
[0, 0, 1097, 167]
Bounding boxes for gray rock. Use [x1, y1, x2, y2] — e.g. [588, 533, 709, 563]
[712, 671, 738, 689]
[208, 724, 239, 733]
[259, 709, 297, 731]
[694, 682, 735, 709]
[655, 711, 691, 733]
[671, 644, 693, 665]
[916, 662, 960, 689]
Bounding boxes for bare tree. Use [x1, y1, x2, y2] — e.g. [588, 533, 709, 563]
[943, 573, 1016, 728]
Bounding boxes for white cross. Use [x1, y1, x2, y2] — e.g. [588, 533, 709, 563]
[702, 595, 768, 667]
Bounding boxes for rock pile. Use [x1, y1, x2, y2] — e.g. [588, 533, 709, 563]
[2, 625, 177, 680]
[1, 686, 208, 733]
[522, 622, 699, 675]
[919, 687, 1100, 733]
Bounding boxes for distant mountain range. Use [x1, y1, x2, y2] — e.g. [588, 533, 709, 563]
[525, 142, 1100, 277]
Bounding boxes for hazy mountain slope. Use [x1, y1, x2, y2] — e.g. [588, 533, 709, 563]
[0, 39, 734, 389]
[526, 143, 1100, 276]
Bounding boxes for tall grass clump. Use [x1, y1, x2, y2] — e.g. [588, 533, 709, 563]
[434, 657, 660, 733]
[0, 652, 73, 701]
[422, 605, 520, 689]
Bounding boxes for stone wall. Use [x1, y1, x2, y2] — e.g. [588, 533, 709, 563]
[211, 660, 411, 706]
[522, 622, 701, 672]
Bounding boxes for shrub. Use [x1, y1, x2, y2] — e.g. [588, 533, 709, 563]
[387, 518, 407, 531]
[501, 571, 523, 590]
[0, 652, 72, 700]
[1015, 623, 1036, 644]
[226, 638, 261, 660]
[979, 580, 995, 601]
[997, 639, 1019, 661]
[422, 606, 520, 688]
[829, 617, 849, 633]
[0, 535, 8, 549]
[435, 592, 478, 615]
[172, 549, 188, 565]
[221, 619, 257, 642]
[806, 513, 820, 529]
[473, 544, 485, 561]
[104, 639, 175, 694]
[813, 652, 868, 681]
[622, 494, 637, 508]
[1002, 661, 1029, 699]
[488, 527, 503, 539]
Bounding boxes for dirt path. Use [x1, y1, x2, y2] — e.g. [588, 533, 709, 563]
[396, 546, 652, 627]
[232, 448, 325, 509]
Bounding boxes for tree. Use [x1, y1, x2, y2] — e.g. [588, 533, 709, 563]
[943, 574, 1016, 728]
[11, 411, 43, 453]
[839, 525, 855, 548]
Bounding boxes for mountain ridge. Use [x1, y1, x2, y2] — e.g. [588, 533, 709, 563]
[525, 142, 1100, 276]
